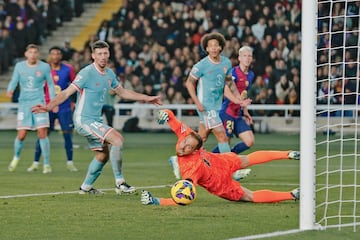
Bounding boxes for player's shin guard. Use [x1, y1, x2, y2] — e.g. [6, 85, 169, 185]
[14, 138, 24, 158]
[110, 145, 124, 183]
[39, 137, 50, 165]
[63, 132, 73, 161]
[82, 157, 105, 188]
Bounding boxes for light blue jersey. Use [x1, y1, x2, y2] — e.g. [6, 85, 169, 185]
[7, 60, 55, 103]
[71, 63, 120, 150]
[7, 60, 55, 129]
[190, 55, 232, 110]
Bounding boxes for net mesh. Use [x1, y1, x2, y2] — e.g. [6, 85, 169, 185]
[316, 0, 360, 231]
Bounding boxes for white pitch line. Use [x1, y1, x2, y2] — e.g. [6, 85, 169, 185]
[0, 182, 298, 199]
[0, 184, 172, 199]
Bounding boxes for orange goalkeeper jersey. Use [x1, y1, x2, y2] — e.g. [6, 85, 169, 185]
[165, 110, 245, 202]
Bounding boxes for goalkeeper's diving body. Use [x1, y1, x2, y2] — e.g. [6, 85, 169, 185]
[141, 109, 300, 206]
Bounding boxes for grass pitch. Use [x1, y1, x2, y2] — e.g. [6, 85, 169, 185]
[0, 130, 358, 239]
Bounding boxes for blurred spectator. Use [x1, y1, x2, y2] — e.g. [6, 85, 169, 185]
[275, 74, 293, 105]
[248, 75, 265, 102]
[251, 16, 267, 42]
[284, 88, 300, 116]
[318, 81, 336, 105]
[0, 27, 14, 73]
[97, 19, 110, 42]
[8, 0, 358, 116]
[62, 40, 76, 61]
[251, 88, 273, 116]
[11, 19, 28, 59]
[129, 74, 144, 94]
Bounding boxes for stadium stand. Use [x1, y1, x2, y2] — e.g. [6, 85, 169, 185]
[0, 0, 103, 98]
[1, 0, 358, 118]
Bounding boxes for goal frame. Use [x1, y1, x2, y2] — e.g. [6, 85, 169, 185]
[300, 0, 317, 230]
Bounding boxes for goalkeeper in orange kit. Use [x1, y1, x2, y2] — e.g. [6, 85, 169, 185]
[141, 109, 300, 206]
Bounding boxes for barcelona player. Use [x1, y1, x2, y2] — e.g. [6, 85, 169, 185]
[7, 44, 56, 173]
[141, 109, 300, 206]
[28, 46, 78, 173]
[213, 46, 256, 154]
[32, 40, 162, 194]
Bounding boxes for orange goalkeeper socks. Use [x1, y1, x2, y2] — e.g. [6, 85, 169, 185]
[252, 190, 294, 203]
[247, 151, 289, 166]
[159, 198, 179, 206]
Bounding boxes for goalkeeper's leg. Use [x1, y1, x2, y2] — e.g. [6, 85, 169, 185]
[240, 150, 300, 168]
[240, 186, 299, 203]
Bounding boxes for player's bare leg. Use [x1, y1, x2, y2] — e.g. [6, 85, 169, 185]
[37, 127, 52, 174]
[106, 130, 136, 194]
[8, 129, 28, 172]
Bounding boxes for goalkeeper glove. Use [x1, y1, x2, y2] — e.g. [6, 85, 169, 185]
[157, 110, 169, 125]
[141, 190, 160, 205]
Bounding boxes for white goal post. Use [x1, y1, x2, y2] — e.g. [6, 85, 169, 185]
[300, 0, 317, 231]
[302, 0, 360, 232]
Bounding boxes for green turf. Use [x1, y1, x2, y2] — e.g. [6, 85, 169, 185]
[0, 130, 358, 239]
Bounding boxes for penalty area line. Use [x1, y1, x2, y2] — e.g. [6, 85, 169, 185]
[0, 184, 172, 199]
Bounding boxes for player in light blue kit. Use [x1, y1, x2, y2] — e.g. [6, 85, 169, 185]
[28, 46, 78, 173]
[167, 33, 251, 181]
[7, 44, 56, 173]
[32, 40, 162, 194]
[185, 32, 251, 153]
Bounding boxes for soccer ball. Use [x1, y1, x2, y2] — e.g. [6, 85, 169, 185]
[170, 179, 196, 205]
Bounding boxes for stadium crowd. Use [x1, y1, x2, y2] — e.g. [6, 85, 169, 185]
[1, 0, 359, 117]
[317, 0, 359, 117]
[0, 0, 99, 73]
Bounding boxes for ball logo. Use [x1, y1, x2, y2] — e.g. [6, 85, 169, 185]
[53, 75, 59, 83]
[54, 85, 62, 95]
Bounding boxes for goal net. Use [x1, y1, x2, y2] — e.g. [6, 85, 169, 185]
[308, 0, 359, 231]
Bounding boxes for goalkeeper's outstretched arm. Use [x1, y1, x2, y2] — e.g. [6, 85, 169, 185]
[157, 109, 192, 138]
[141, 190, 178, 206]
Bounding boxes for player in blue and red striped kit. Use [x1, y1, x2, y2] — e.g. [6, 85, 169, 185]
[28, 46, 78, 173]
[213, 46, 255, 155]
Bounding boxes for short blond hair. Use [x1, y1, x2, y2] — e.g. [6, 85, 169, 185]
[238, 46, 253, 55]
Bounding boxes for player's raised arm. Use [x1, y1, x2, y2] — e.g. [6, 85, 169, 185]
[157, 109, 191, 137]
[32, 85, 77, 113]
[141, 190, 178, 206]
[114, 85, 162, 105]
